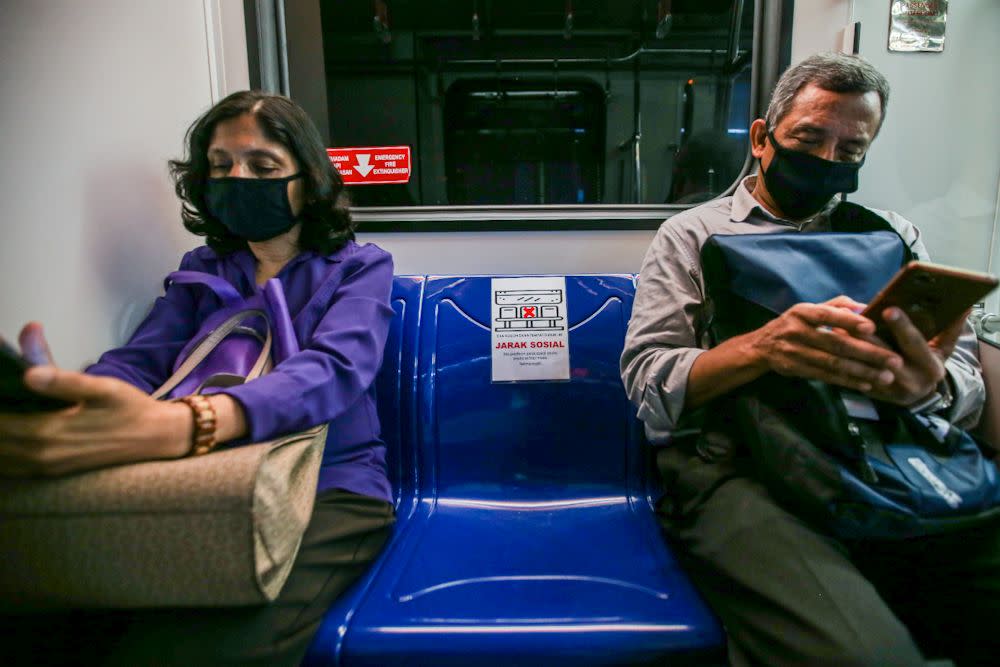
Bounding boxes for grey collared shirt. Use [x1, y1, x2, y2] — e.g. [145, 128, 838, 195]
[621, 176, 985, 444]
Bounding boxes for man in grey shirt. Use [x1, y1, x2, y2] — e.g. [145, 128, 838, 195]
[622, 53, 996, 666]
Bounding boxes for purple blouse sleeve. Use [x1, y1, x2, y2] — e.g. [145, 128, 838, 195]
[220, 247, 394, 442]
[86, 253, 201, 393]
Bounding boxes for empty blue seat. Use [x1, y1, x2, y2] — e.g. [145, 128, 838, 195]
[305, 275, 724, 666]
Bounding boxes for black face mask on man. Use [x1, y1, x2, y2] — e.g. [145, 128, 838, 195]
[205, 173, 304, 242]
[760, 131, 864, 220]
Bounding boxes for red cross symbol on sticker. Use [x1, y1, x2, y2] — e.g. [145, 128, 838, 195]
[522, 306, 537, 318]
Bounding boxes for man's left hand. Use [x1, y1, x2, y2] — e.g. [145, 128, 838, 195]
[862, 306, 967, 407]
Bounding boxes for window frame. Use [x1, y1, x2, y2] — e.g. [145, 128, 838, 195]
[257, 0, 793, 232]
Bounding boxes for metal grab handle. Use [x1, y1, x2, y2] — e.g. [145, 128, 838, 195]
[971, 308, 1000, 336]
[979, 314, 1000, 335]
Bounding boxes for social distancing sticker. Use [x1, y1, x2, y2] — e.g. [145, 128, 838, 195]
[491, 277, 570, 383]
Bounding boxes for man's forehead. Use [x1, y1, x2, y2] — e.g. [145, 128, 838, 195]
[779, 84, 882, 131]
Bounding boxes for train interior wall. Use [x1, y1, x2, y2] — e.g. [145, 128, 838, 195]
[1, 1, 998, 368]
[1, 2, 248, 370]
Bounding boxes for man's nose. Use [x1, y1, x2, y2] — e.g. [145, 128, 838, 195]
[815, 141, 838, 161]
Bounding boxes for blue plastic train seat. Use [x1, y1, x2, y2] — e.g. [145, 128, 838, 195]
[302, 276, 424, 666]
[378, 276, 424, 517]
[306, 275, 724, 666]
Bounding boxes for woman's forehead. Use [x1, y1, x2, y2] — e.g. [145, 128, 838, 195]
[208, 113, 289, 156]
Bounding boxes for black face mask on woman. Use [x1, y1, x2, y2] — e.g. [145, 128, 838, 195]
[761, 131, 864, 220]
[204, 173, 303, 242]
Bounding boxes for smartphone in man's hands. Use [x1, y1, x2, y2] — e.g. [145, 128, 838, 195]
[0, 339, 72, 412]
[862, 261, 999, 341]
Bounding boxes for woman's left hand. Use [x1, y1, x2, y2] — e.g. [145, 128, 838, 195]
[0, 365, 192, 477]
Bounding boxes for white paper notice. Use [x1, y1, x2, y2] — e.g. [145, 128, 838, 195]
[491, 277, 570, 383]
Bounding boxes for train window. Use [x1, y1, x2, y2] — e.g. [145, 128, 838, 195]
[445, 79, 605, 205]
[273, 0, 776, 229]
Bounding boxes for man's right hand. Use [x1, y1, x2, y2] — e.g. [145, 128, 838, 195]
[750, 296, 903, 393]
[685, 296, 902, 410]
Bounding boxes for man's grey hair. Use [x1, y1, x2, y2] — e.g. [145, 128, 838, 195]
[765, 52, 890, 132]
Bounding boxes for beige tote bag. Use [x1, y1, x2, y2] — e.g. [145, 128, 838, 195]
[0, 425, 325, 608]
[0, 301, 325, 608]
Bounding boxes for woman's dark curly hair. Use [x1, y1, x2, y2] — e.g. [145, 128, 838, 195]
[169, 90, 355, 255]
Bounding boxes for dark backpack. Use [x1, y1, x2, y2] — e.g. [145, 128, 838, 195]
[699, 202, 1000, 539]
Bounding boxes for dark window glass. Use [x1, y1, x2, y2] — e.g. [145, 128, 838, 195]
[296, 0, 756, 208]
[445, 79, 605, 205]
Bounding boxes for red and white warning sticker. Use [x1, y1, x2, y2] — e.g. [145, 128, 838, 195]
[326, 145, 411, 185]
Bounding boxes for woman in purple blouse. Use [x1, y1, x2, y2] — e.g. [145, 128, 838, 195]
[0, 91, 395, 665]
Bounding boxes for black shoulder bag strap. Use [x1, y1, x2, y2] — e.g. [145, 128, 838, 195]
[829, 201, 916, 264]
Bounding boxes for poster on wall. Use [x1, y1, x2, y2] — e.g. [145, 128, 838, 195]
[491, 277, 570, 383]
[889, 0, 947, 52]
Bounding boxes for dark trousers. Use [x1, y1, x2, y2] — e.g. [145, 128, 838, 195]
[656, 443, 1000, 667]
[1, 489, 394, 666]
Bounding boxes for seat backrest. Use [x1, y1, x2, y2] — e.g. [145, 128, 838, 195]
[417, 275, 638, 502]
[376, 276, 423, 512]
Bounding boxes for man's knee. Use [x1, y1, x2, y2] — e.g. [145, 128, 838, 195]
[836, 646, 923, 667]
[786, 625, 925, 667]
[732, 639, 923, 667]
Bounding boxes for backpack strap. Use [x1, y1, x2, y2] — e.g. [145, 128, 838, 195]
[830, 201, 916, 263]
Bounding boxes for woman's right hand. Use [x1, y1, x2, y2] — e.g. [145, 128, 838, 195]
[0, 365, 194, 477]
[18, 321, 55, 366]
[0, 323, 193, 477]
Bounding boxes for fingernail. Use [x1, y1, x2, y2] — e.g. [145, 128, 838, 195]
[22, 341, 48, 366]
[884, 308, 900, 322]
[878, 370, 895, 385]
[24, 365, 56, 390]
[859, 383, 872, 392]
[887, 356, 903, 370]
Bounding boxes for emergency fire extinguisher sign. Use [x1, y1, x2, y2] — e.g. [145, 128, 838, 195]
[326, 146, 412, 185]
